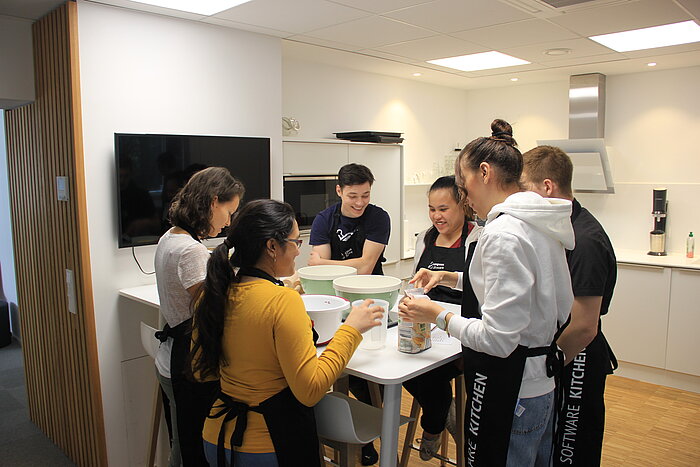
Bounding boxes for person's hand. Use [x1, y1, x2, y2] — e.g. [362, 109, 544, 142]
[398, 296, 443, 324]
[410, 268, 445, 293]
[308, 250, 323, 266]
[344, 299, 385, 334]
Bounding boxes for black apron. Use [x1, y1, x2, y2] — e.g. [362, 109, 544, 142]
[207, 267, 321, 467]
[416, 223, 471, 305]
[460, 240, 563, 466]
[553, 322, 617, 466]
[329, 203, 385, 275]
[156, 223, 220, 466]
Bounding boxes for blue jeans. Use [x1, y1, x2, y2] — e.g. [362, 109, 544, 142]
[203, 441, 278, 467]
[506, 390, 554, 467]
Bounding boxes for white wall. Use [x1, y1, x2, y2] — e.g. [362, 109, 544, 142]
[462, 67, 700, 255]
[0, 16, 34, 109]
[0, 111, 19, 338]
[77, 2, 282, 465]
[282, 58, 471, 249]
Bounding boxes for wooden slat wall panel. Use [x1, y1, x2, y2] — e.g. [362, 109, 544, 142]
[4, 3, 107, 466]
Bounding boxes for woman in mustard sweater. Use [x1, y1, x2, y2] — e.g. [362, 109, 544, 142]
[190, 199, 383, 467]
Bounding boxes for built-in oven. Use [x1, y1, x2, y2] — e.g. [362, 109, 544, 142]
[283, 174, 340, 231]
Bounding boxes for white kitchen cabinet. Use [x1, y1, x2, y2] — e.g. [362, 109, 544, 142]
[665, 268, 700, 376]
[348, 145, 402, 264]
[604, 263, 671, 368]
[283, 141, 348, 174]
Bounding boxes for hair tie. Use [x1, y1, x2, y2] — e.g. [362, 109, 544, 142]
[492, 131, 512, 138]
[223, 238, 232, 249]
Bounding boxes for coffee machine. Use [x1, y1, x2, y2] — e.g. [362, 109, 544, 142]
[649, 188, 668, 256]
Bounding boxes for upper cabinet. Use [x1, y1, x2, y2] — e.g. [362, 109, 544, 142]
[283, 141, 348, 175]
[283, 139, 403, 264]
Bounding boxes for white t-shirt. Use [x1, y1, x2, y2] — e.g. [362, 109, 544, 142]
[153, 228, 210, 377]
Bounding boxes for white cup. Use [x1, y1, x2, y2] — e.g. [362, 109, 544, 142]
[353, 299, 388, 350]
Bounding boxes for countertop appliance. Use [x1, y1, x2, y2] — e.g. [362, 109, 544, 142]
[283, 174, 339, 231]
[649, 188, 668, 256]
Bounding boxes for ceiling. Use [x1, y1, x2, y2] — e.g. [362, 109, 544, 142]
[3, 0, 700, 89]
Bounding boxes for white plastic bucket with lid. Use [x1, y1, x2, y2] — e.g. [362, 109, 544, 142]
[300, 294, 350, 346]
[332, 275, 402, 312]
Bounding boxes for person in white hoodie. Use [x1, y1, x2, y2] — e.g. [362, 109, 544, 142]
[399, 119, 574, 467]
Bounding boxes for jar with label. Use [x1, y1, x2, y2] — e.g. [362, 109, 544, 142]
[398, 318, 432, 354]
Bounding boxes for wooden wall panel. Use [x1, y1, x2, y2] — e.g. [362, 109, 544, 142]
[4, 3, 107, 466]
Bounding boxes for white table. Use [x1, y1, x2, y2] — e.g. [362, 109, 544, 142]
[326, 301, 462, 466]
[119, 285, 463, 466]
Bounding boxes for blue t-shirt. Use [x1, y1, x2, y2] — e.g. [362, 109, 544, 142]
[309, 203, 390, 248]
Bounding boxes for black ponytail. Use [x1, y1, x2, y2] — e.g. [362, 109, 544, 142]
[458, 119, 523, 188]
[190, 199, 295, 380]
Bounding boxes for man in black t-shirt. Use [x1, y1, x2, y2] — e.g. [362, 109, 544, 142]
[309, 163, 390, 275]
[522, 145, 617, 467]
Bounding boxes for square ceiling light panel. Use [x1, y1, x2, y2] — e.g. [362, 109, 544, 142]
[129, 0, 253, 15]
[589, 20, 700, 52]
[428, 51, 530, 72]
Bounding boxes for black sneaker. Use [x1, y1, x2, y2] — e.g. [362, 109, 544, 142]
[361, 442, 379, 465]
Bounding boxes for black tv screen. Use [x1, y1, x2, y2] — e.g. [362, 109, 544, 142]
[115, 133, 270, 248]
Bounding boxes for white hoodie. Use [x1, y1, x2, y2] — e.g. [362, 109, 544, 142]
[446, 191, 574, 398]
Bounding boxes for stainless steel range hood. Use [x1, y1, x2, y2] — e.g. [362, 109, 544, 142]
[538, 73, 615, 193]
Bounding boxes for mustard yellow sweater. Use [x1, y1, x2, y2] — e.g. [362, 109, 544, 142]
[201, 279, 361, 452]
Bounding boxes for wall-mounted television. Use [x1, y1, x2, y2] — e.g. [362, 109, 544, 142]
[115, 133, 270, 248]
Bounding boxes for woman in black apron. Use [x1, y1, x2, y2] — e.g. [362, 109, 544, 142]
[189, 199, 384, 467]
[154, 167, 245, 466]
[402, 175, 481, 460]
[400, 119, 574, 467]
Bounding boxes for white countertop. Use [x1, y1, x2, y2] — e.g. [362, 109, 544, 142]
[615, 249, 700, 270]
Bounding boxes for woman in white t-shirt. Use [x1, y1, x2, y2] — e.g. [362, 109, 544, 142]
[154, 167, 244, 467]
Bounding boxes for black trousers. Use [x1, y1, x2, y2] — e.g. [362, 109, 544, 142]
[171, 377, 219, 466]
[402, 360, 462, 435]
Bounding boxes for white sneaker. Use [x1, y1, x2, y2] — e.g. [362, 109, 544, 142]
[418, 434, 441, 461]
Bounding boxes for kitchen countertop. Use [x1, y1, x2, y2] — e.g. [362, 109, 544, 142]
[615, 249, 700, 270]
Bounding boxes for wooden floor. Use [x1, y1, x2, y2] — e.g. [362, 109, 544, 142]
[325, 375, 700, 466]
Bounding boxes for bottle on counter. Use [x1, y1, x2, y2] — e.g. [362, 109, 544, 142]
[687, 232, 695, 259]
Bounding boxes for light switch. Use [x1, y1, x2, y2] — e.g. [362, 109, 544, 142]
[56, 176, 69, 201]
[66, 269, 77, 315]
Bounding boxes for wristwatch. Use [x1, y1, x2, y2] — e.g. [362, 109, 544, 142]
[436, 309, 452, 331]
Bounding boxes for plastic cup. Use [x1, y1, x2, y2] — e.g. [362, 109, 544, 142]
[352, 299, 389, 350]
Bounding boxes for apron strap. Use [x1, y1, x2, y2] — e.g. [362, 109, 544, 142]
[208, 392, 263, 467]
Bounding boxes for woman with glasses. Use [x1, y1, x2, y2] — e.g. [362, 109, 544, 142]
[190, 199, 384, 467]
[154, 166, 245, 467]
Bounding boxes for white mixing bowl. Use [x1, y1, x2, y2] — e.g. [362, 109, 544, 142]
[301, 294, 350, 346]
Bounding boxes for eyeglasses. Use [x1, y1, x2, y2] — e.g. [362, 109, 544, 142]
[285, 238, 303, 248]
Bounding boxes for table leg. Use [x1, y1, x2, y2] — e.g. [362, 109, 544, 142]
[380, 383, 401, 467]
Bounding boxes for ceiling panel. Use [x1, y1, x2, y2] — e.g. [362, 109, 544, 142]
[385, 0, 531, 33]
[328, 0, 435, 15]
[214, 0, 370, 35]
[375, 35, 487, 61]
[548, 0, 692, 36]
[303, 15, 435, 48]
[285, 34, 364, 52]
[203, 17, 292, 37]
[675, 0, 700, 19]
[502, 38, 620, 64]
[452, 18, 579, 50]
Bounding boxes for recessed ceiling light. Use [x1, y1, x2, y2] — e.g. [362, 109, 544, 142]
[647, 62, 657, 67]
[589, 20, 700, 52]
[129, 0, 253, 15]
[412, 72, 422, 77]
[544, 48, 571, 56]
[510, 78, 519, 82]
[427, 51, 530, 72]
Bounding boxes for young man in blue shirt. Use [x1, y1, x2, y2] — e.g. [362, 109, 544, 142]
[309, 163, 390, 275]
[308, 163, 390, 465]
